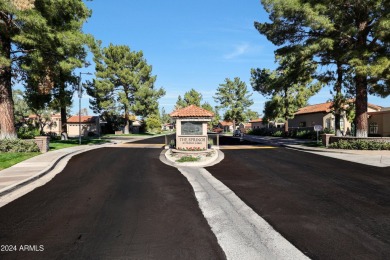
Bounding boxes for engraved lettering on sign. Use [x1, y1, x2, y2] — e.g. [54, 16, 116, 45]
[181, 122, 202, 135]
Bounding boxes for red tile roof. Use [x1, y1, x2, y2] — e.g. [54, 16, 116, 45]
[295, 102, 332, 115]
[169, 105, 214, 118]
[219, 121, 233, 126]
[295, 101, 382, 115]
[249, 118, 263, 123]
[67, 116, 98, 123]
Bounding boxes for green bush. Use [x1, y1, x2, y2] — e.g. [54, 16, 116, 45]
[272, 130, 283, 137]
[329, 140, 390, 150]
[17, 126, 40, 139]
[0, 139, 40, 153]
[176, 156, 200, 162]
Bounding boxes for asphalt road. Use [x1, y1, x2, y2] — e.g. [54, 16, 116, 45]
[0, 145, 225, 259]
[2, 135, 389, 259]
[206, 144, 390, 259]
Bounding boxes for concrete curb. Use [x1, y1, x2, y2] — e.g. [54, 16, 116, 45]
[0, 150, 79, 197]
[0, 145, 107, 198]
[160, 149, 224, 168]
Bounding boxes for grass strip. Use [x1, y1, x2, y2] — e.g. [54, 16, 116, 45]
[0, 152, 40, 170]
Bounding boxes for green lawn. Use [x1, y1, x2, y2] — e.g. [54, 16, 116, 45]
[49, 138, 108, 150]
[0, 152, 40, 171]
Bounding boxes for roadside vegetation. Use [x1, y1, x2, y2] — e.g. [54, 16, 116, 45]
[247, 128, 333, 140]
[0, 139, 41, 170]
[49, 138, 108, 150]
[176, 156, 200, 163]
[329, 140, 390, 150]
[0, 152, 40, 171]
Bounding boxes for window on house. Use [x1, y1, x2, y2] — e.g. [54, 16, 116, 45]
[369, 122, 378, 134]
[340, 118, 344, 131]
[325, 118, 331, 129]
[299, 122, 306, 127]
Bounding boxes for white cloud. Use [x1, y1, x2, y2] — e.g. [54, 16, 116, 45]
[223, 43, 250, 60]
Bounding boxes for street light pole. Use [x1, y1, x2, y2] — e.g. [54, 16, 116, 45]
[78, 72, 92, 145]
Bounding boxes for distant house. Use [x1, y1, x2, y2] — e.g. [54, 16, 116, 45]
[368, 108, 390, 137]
[288, 101, 382, 134]
[249, 118, 265, 129]
[67, 116, 100, 137]
[27, 113, 62, 135]
[162, 123, 174, 132]
[217, 121, 234, 132]
[239, 122, 251, 133]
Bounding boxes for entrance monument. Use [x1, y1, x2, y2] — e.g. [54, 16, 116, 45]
[169, 105, 214, 151]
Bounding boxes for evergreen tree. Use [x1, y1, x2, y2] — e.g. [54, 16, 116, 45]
[22, 0, 92, 137]
[0, 0, 92, 139]
[0, 0, 38, 138]
[251, 54, 321, 133]
[255, 0, 390, 137]
[175, 88, 203, 109]
[214, 77, 254, 130]
[87, 43, 165, 134]
[160, 107, 170, 124]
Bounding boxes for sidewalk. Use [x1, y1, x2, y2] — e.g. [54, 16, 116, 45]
[244, 135, 390, 167]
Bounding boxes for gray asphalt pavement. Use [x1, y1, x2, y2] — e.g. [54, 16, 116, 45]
[1, 135, 389, 259]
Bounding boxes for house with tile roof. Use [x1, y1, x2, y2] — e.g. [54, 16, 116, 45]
[248, 118, 265, 129]
[288, 101, 381, 134]
[368, 108, 390, 137]
[67, 115, 100, 137]
[238, 122, 251, 133]
[217, 121, 234, 132]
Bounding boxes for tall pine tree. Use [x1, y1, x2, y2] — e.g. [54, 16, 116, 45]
[87, 43, 165, 134]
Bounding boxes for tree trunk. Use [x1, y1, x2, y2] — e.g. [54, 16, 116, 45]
[60, 106, 68, 140]
[284, 118, 289, 134]
[124, 109, 130, 134]
[355, 75, 368, 137]
[334, 61, 343, 137]
[0, 26, 16, 139]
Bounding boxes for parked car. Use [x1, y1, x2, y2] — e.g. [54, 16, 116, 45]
[233, 130, 241, 137]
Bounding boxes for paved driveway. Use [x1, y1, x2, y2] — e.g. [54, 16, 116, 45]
[206, 146, 390, 259]
[0, 145, 225, 259]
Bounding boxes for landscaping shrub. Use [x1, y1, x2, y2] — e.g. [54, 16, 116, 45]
[0, 139, 40, 153]
[176, 156, 200, 162]
[272, 130, 283, 137]
[17, 126, 40, 139]
[329, 140, 390, 150]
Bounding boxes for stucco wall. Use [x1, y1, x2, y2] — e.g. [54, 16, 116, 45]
[369, 111, 390, 137]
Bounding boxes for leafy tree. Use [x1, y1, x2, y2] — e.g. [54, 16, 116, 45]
[214, 77, 254, 130]
[175, 88, 203, 109]
[22, 0, 92, 137]
[145, 113, 162, 134]
[12, 89, 30, 124]
[0, 0, 92, 139]
[160, 107, 170, 124]
[245, 109, 260, 121]
[251, 54, 321, 133]
[0, 1, 39, 139]
[201, 101, 219, 129]
[255, 0, 390, 137]
[87, 43, 165, 134]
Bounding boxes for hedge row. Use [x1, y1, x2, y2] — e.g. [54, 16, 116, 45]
[247, 128, 330, 139]
[328, 140, 390, 150]
[0, 139, 40, 153]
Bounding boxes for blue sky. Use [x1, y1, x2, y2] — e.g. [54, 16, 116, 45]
[76, 0, 389, 116]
